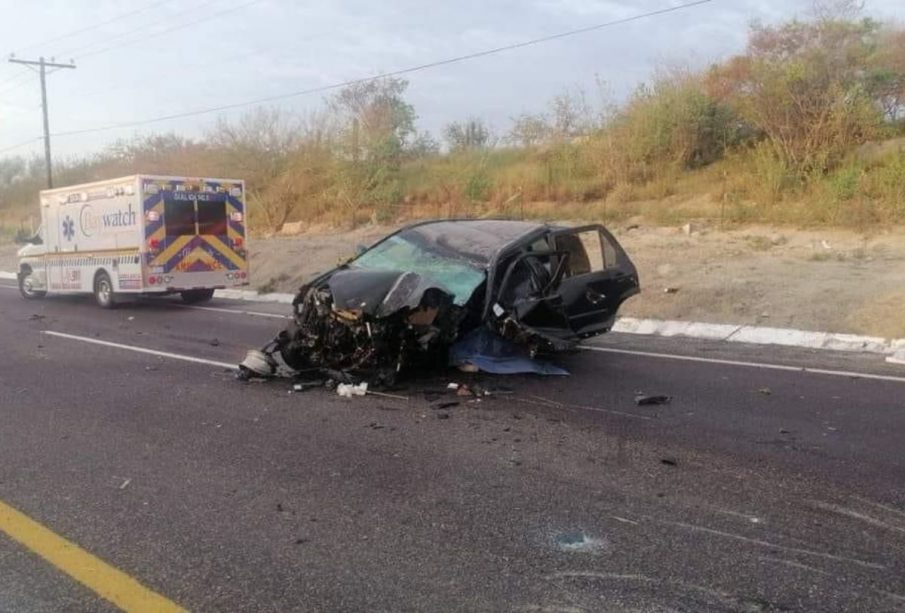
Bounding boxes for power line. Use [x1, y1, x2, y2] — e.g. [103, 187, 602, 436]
[51, 0, 713, 139]
[73, 37, 318, 104]
[61, 0, 227, 59]
[0, 137, 41, 156]
[0, 0, 173, 89]
[77, 0, 265, 60]
[0, 70, 34, 92]
[0, 0, 226, 97]
[12, 0, 175, 55]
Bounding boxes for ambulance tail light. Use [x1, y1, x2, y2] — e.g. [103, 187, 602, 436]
[233, 237, 243, 248]
[149, 238, 160, 251]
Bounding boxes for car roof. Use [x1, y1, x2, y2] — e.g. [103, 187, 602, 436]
[398, 220, 548, 265]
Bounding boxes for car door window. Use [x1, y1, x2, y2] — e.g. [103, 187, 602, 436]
[555, 230, 605, 277]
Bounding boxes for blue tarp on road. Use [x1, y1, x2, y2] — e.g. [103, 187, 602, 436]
[448, 327, 570, 376]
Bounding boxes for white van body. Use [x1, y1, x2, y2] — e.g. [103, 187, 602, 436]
[17, 175, 249, 306]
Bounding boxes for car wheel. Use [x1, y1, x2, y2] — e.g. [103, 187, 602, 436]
[18, 268, 46, 300]
[181, 288, 215, 304]
[94, 271, 116, 309]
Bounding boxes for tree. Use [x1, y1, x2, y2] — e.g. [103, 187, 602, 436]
[707, 16, 886, 173]
[407, 131, 441, 158]
[329, 77, 416, 162]
[106, 133, 209, 176]
[549, 90, 594, 139]
[507, 113, 551, 147]
[206, 108, 336, 232]
[444, 118, 491, 151]
[868, 28, 905, 122]
[328, 78, 417, 218]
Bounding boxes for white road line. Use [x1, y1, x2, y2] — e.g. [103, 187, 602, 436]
[174, 303, 289, 319]
[42, 331, 237, 370]
[0, 282, 286, 318]
[583, 345, 905, 384]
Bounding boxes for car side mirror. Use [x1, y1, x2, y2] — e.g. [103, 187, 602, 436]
[355, 243, 367, 256]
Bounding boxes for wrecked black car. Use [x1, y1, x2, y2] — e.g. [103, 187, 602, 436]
[239, 220, 640, 383]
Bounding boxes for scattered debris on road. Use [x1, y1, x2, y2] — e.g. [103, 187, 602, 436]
[331, 381, 409, 400]
[634, 394, 673, 406]
[553, 530, 608, 553]
[337, 382, 368, 398]
[292, 381, 323, 392]
[238, 220, 639, 386]
[660, 457, 678, 467]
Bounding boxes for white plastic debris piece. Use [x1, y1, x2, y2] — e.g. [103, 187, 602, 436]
[447, 383, 460, 391]
[492, 303, 505, 317]
[337, 382, 368, 398]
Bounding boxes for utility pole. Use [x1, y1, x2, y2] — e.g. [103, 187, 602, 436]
[8, 56, 76, 189]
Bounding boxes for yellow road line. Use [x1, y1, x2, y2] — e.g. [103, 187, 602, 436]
[0, 498, 186, 612]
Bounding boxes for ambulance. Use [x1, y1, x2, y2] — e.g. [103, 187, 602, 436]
[16, 175, 249, 307]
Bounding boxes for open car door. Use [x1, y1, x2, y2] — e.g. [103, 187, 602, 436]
[547, 225, 640, 338]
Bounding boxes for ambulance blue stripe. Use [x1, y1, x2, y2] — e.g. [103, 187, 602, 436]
[226, 195, 244, 212]
[143, 193, 161, 212]
[199, 238, 239, 270]
[163, 236, 199, 272]
[161, 236, 238, 272]
[146, 218, 164, 237]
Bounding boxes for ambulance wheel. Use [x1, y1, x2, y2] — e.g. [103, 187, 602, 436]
[18, 267, 46, 300]
[94, 271, 116, 309]
[181, 288, 215, 304]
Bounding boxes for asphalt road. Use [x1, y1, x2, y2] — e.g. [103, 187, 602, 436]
[1, 281, 904, 612]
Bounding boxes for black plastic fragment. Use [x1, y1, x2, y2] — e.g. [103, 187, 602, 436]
[635, 394, 672, 406]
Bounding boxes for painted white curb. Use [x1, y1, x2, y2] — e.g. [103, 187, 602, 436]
[612, 317, 900, 356]
[214, 288, 294, 304]
[0, 271, 16, 280]
[888, 349, 905, 365]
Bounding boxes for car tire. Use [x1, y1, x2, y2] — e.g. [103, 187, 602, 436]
[181, 288, 215, 304]
[18, 268, 46, 300]
[94, 271, 116, 309]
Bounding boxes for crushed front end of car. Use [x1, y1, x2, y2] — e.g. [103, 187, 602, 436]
[239, 268, 463, 385]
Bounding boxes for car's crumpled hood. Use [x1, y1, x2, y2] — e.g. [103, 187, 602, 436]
[325, 268, 455, 318]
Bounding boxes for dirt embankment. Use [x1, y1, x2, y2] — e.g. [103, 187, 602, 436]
[249, 223, 905, 339]
[3, 222, 903, 338]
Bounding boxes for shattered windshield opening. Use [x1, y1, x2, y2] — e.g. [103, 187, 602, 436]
[351, 233, 485, 306]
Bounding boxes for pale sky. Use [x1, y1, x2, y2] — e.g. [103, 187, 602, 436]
[0, 0, 902, 160]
